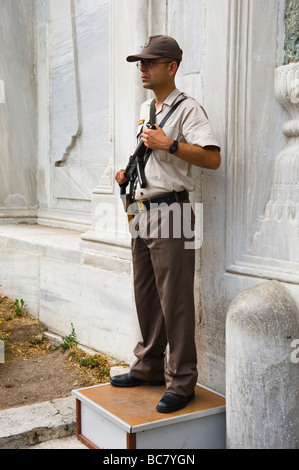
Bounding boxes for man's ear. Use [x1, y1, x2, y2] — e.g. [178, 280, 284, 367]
[169, 61, 178, 77]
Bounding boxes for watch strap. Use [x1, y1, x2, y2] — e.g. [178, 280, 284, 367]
[169, 140, 179, 154]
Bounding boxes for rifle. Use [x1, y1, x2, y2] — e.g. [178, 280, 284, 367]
[119, 123, 156, 214]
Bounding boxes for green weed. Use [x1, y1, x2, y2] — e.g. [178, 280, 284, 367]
[60, 323, 77, 352]
[14, 299, 27, 317]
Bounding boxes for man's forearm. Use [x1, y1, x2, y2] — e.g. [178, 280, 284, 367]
[173, 142, 221, 170]
[161, 136, 220, 170]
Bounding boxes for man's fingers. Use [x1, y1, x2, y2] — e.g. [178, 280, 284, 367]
[115, 169, 127, 184]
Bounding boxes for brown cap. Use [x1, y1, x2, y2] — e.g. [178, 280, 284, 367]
[126, 35, 183, 62]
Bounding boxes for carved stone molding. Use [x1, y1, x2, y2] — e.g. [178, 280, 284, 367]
[92, 164, 114, 195]
[228, 62, 299, 283]
[50, 0, 82, 167]
[249, 63, 299, 268]
[224, 0, 299, 283]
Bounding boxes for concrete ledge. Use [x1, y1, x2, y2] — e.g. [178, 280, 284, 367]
[0, 223, 132, 264]
[0, 397, 77, 449]
[22, 435, 88, 449]
[0, 224, 83, 263]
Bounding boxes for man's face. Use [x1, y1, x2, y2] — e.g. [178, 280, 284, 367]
[137, 59, 175, 90]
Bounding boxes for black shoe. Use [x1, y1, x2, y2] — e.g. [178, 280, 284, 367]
[156, 391, 195, 413]
[110, 373, 165, 388]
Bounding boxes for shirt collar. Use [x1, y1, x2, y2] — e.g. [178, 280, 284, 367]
[155, 88, 185, 116]
[146, 88, 184, 111]
[163, 88, 183, 107]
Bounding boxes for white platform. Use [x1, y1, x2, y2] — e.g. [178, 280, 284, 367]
[72, 383, 226, 449]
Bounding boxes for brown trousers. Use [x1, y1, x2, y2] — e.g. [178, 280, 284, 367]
[130, 201, 198, 396]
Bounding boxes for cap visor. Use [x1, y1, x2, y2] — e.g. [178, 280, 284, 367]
[126, 53, 162, 62]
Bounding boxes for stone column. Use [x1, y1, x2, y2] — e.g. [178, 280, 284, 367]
[226, 281, 299, 449]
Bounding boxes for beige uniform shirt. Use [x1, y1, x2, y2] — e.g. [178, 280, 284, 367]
[134, 88, 220, 200]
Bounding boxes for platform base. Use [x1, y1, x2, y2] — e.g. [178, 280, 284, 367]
[72, 383, 226, 449]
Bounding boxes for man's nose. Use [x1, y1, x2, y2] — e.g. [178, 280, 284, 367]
[140, 63, 148, 72]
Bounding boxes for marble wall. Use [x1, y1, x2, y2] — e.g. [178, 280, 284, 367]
[37, 0, 113, 230]
[0, 0, 37, 223]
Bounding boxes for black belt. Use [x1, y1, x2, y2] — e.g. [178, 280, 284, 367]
[135, 190, 189, 211]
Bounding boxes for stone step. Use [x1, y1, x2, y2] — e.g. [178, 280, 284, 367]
[22, 435, 88, 449]
[0, 396, 86, 449]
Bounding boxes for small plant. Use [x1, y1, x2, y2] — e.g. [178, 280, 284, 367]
[60, 323, 77, 352]
[75, 353, 109, 372]
[71, 347, 111, 380]
[14, 299, 27, 317]
[29, 334, 44, 345]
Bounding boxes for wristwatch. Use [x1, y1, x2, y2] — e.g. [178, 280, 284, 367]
[169, 140, 179, 154]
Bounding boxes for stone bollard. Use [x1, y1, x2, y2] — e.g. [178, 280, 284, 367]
[226, 280, 299, 449]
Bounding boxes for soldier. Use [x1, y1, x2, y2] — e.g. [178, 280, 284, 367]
[113, 35, 220, 413]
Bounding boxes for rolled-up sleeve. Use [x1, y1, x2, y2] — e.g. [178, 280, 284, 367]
[181, 100, 220, 149]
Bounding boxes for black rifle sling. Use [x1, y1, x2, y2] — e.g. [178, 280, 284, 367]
[159, 97, 187, 128]
[150, 98, 156, 125]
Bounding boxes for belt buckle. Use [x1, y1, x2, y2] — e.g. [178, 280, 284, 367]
[137, 200, 146, 211]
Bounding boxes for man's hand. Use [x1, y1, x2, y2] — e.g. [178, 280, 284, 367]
[141, 125, 172, 151]
[115, 169, 128, 185]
